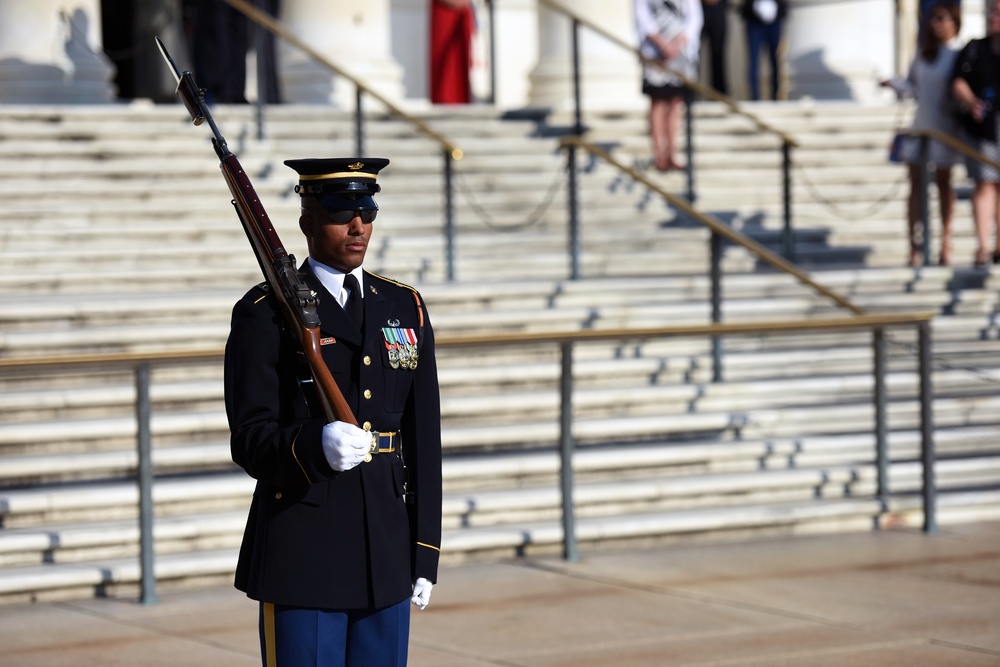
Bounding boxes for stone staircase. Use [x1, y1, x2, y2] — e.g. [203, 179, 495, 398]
[0, 100, 998, 603]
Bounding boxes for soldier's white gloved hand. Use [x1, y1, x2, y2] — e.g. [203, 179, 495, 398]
[321, 421, 371, 472]
[411, 577, 433, 610]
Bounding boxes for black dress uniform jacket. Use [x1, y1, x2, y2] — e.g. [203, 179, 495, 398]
[224, 264, 443, 610]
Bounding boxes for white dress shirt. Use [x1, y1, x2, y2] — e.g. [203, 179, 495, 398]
[308, 257, 364, 309]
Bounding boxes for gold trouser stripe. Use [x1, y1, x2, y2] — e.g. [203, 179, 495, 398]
[263, 602, 277, 667]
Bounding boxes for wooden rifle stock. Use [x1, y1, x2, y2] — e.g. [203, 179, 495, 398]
[155, 36, 355, 425]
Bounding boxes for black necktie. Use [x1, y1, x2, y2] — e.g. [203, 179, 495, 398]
[343, 273, 363, 328]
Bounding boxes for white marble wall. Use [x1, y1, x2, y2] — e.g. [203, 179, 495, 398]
[0, 0, 116, 103]
[784, 0, 896, 102]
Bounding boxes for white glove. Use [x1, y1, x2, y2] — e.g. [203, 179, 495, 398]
[321, 421, 371, 472]
[411, 577, 433, 610]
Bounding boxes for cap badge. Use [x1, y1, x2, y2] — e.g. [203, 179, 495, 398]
[348, 162, 364, 170]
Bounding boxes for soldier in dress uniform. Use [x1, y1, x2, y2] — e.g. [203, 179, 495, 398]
[224, 157, 442, 667]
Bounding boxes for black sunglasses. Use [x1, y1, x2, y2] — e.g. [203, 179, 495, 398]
[310, 208, 378, 224]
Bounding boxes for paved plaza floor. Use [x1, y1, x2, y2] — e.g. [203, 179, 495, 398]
[1, 521, 999, 666]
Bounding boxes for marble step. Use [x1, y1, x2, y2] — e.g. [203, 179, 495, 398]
[2, 424, 996, 523]
[2, 488, 999, 604]
[9, 460, 1000, 568]
[1, 384, 997, 473]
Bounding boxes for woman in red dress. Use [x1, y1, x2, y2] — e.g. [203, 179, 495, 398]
[430, 0, 475, 104]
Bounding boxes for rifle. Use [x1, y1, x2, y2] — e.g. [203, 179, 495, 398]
[155, 36, 355, 426]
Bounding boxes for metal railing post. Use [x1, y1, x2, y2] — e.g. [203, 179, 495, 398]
[710, 230, 723, 382]
[444, 149, 456, 281]
[567, 145, 581, 280]
[685, 96, 695, 203]
[559, 341, 579, 561]
[136, 363, 158, 605]
[918, 136, 931, 266]
[918, 321, 937, 533]
[566, 17, 584, 280]
[487, 0, 496, 105]
[571, 18, 583, 135]
[253, 0, 265, 141]
[782, 140, 794, 261]
[355, 85, 364, 157]
[873, 328, 888, 515]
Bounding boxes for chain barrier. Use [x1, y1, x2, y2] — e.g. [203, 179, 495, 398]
[793, 158, 910, 221]
[883, 328, 1000, 387]
[791, 100, 915, 221]
[454, 161, 566, 232]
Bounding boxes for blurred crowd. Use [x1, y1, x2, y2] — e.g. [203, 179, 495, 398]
[635, 0, 1000, 268]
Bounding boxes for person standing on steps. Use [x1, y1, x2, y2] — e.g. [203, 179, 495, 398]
[701, 0, 730, 95]
[635, 0, 704, 172]
[430, 0, 476, 104]
[952, 0, 1000, 266]
[225, 157, 443, 666]
[882, 1, 963, 266]
[741, 0, 788, 101]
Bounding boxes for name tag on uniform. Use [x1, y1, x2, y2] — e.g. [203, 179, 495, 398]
[382, 327, 419, 370]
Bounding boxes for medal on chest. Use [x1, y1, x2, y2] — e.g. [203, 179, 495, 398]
[382, 326, 419, 370]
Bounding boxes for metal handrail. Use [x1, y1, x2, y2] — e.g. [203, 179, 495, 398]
[560, 135, 864, 383]
[560, 135, 863, 314]
[0, 309, 938, 583]
[911, 127, 1000, 172]
[0, 313, 932, 371]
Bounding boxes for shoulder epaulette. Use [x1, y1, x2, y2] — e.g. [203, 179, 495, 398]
[365, 270, 426, 331]
[365, 270, 418, 294]
[245, 281, 271, 304]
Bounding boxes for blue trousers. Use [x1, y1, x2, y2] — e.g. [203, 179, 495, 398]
[259, 597, 410, 667]
[746, 20, 783, 101]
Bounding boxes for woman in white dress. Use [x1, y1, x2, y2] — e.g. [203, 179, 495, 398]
[882, 2, 962, 266]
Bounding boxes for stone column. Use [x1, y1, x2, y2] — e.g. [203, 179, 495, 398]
[0, 0, 116, 103]
[527, 0, 644, 112]
[385, 0, 543, 108]
[784, 0, 895, 102]
[279, 0, 405, 107]
[485, 0, 540, 108]
[388, 0, 430, 102]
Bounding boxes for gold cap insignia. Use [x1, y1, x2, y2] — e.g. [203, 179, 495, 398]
[347, 162, 364, 170]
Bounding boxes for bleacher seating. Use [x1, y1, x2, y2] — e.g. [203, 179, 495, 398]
[0, 99, 998, 603]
